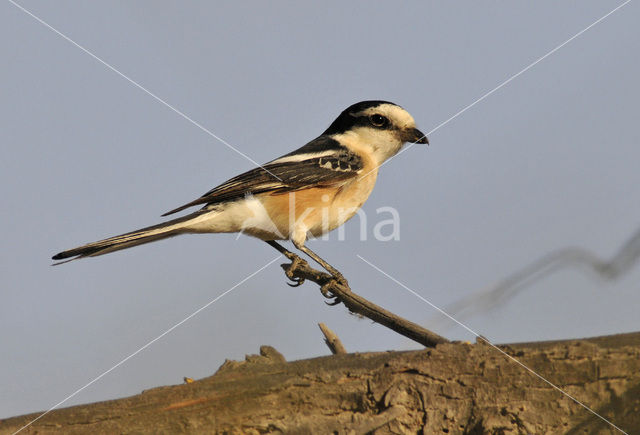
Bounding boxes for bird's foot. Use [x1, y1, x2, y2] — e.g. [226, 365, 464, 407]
[320, 282, 343, 305]
[284, 256, 308, 287]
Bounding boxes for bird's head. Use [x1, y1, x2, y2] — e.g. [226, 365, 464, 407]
[323, 100, 428, 165]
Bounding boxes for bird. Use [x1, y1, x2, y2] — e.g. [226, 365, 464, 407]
[52, 100, 428, 282]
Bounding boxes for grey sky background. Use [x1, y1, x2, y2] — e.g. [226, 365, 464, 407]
[1, 1, 638, 419]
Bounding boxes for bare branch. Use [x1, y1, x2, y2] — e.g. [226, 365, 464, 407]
[318, 323, 347, 354]
[279, 255, 449, 348]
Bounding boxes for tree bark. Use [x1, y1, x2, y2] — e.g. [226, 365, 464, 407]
[3, 332, 639, 434]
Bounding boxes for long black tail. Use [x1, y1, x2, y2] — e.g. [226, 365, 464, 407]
[52, 212, 205, 263]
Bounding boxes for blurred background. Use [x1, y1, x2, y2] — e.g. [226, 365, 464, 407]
[1, 1, 638, 418]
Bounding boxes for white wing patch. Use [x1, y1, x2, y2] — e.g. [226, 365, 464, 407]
[269, 150, 338, 164]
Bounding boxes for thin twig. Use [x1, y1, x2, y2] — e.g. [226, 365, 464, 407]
[318, 323, 347, 354]
[279, 256, 449, 348]
[437, 225, 640, 326]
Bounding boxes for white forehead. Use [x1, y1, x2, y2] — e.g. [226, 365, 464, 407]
[351, 103, 416, 128]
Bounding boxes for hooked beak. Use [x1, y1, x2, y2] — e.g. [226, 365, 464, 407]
[405, 127, 429, 145]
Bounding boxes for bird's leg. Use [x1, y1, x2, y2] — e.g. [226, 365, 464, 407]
[265, 240, 307, 287]
[266, 240, 297, 259]
[293, 242, 347, 285]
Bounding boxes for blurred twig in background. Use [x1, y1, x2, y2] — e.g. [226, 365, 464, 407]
[436, 225, 640, 327]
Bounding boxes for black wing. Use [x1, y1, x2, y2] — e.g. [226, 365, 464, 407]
[162, 136, 363, 216]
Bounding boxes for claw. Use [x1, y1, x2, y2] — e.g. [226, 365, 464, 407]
[286, 276, 305, 287]
[325, 297, 342, 306]
[320, 283, 333, 298]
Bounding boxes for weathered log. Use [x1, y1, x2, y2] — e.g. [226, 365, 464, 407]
[3, 332, 639, 434]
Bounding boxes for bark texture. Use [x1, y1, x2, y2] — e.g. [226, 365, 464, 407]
[2, 333, 639, 434]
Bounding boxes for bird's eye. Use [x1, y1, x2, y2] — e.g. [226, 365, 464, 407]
[369, 114, 387, 127]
